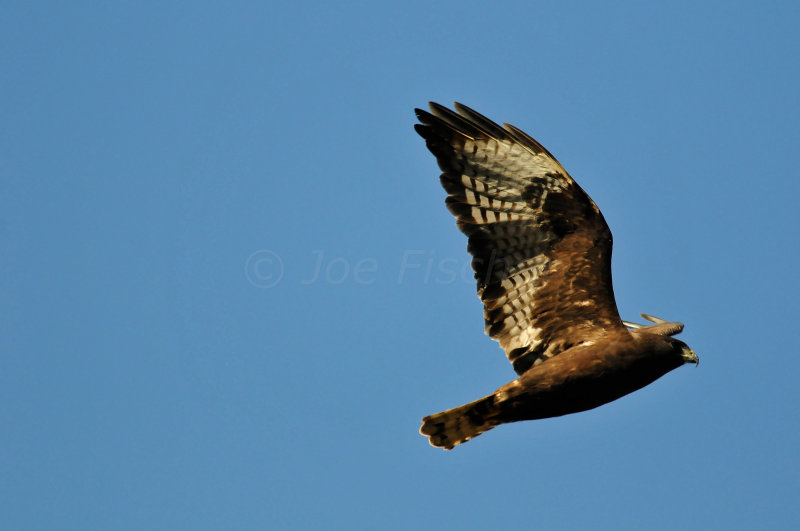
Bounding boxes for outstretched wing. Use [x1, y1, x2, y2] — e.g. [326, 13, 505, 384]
[415, 102, 626, 374]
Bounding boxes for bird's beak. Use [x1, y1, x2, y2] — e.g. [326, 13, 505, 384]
[682, 349, 699, 367]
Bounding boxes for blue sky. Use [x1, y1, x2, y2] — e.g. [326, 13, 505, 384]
[2, 1, 799, 529]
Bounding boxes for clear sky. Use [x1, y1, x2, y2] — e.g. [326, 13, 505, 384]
[3, 1, 799, 529]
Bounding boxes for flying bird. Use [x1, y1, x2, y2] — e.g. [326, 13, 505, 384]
[414, 102, 698, 450]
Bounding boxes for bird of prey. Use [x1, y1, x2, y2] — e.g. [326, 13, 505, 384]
[414, 102, 698, 450]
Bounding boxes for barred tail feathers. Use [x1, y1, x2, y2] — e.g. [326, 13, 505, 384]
[420, 393, 501, 450]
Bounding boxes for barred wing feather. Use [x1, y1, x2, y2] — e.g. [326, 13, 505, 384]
[415, 102, 625, 374]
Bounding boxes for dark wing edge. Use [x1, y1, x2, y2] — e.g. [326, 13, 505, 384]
[415, 102, 627, 374]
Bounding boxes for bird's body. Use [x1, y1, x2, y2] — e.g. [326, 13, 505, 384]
[414, 102, 698, 449]
[421, 330, 692, 448]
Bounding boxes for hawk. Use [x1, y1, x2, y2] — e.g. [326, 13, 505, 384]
[415, 102, 698, 449]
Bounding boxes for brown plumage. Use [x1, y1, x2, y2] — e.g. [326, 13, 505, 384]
[415, 103, 698, 450]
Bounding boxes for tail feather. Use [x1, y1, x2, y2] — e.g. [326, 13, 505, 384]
[420, 394, 501, 449]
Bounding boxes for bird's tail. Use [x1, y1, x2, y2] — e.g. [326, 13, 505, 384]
[420, 393, 502, 450]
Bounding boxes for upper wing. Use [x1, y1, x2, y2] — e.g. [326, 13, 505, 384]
[415, 102, 626, 375]
[624, 313, 684, 336]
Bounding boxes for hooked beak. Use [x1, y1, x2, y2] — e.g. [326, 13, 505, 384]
[682, 348, 699, 367]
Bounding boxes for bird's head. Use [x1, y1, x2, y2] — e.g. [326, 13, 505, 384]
[671, 338, 699, 367]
